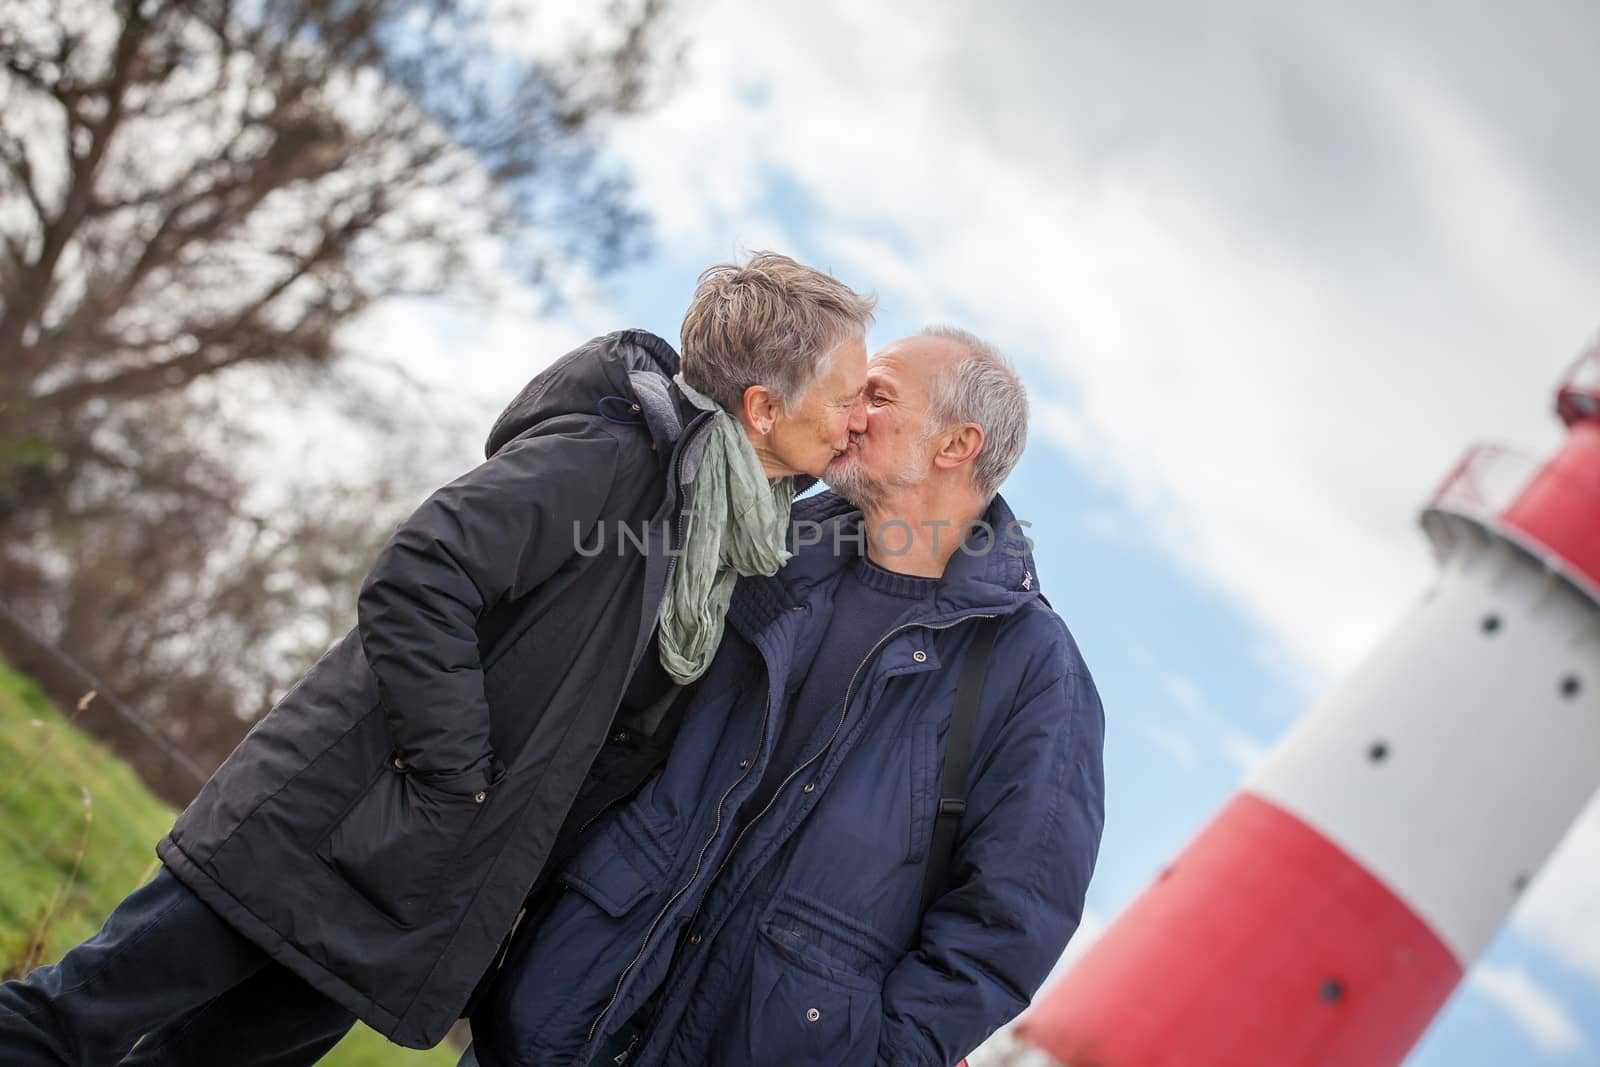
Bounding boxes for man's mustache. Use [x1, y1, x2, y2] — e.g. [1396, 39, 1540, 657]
[831, 432, 867, 460]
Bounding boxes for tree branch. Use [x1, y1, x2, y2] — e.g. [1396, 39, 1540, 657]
[0, 5, 153, 363]
[0, 127, 49, 227]
[34, 232, 346, 412]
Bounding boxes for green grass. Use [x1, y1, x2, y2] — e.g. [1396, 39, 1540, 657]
[0, 660, 461, 1066]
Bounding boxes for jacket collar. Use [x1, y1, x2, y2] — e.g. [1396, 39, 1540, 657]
[727, 489, 1039, 643]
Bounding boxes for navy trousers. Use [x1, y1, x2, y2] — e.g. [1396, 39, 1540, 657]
[0, 866, 357, 1065]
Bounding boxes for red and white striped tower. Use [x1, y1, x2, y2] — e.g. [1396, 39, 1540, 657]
[1009, 342, 1600, 1067]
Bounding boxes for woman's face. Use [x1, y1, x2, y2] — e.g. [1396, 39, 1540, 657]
[759, 336, 869, 479]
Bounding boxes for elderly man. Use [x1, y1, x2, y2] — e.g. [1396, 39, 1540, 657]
[470, 326, 1106, 1067]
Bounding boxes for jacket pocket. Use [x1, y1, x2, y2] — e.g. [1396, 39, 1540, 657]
[316, 759, 497, 929]
[562, 830, 662, 917]
[721, 901, 887, 1067]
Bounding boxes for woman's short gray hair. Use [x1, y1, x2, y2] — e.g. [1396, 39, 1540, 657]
[679, 252, 877, 413]
[920, 325, 1029, 500]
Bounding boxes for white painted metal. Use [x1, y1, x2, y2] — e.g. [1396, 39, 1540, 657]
[1247, 513, 1600, 965]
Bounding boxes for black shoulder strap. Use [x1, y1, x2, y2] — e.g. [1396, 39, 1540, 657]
[921, 614, 1004, 915]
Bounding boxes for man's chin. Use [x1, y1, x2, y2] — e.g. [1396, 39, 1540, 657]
[820, 459, 878, 506]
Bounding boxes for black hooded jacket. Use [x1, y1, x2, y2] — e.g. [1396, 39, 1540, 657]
[157, 330, 721, 1048]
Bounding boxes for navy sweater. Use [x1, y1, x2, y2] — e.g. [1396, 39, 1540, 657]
[742, 552, 939, 816]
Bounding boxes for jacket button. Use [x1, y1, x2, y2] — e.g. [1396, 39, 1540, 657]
[805, 1008, 821, 1022]
[474, 791, 487, 803]
[739, 759, 750, 769]
[688, 932, 702, 945]
[912, 650, 927, 663]
[802, 782, 815, 793]
[613, 731, 630, 743]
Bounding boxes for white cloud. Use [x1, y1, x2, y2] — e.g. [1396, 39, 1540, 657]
[1160, 669, 1273, 779]
[605, 0, 1597, 687]
[1137, 718, 1200, 770]
[1218, 733, 1271, 778]
[1514, 790, 1600, 988]
[1162, 673, 1210, 721]
[1468, 962, 1589, 1059]
[333, 293, 600, 481]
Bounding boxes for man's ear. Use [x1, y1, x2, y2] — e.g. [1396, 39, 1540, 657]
[740, 384, 779, 436]
[933, 423, 984, 472]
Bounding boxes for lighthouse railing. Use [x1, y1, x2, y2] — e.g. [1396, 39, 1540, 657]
[1424, 444, 1537, 520]
[1557, 338, 1600, 425]
[1422, 442, 1600, 607]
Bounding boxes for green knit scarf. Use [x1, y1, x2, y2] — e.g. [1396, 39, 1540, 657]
[656, 373, 797, 684]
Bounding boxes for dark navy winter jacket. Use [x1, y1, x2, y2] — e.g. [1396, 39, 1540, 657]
[477, 489, 1107, 1067]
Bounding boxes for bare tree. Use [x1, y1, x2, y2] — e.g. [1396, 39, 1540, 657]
[0, 0, 678, 801]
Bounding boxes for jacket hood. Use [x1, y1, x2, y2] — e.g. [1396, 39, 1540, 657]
[483, 329, 682, 458]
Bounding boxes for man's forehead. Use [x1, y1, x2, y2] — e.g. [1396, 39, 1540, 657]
[869, 337, 960, 387]
[864, 355, 903, 390]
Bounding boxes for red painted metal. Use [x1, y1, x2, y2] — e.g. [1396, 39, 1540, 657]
[1499, 419, 1600, 597]
[1423, 347, 1600, 604]
[1016, 793, 1462, 1067]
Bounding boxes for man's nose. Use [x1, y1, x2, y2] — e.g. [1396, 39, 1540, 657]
[846, 394, 868, 434]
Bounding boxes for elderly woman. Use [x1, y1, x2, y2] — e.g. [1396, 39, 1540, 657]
[0, 253, 875, 1067]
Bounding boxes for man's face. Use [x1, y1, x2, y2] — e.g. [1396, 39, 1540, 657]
[766, 335, 869, 478]
[825, 336, 959, 506]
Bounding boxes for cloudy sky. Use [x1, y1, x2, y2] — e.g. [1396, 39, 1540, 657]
[356, 1, 1600, 1062]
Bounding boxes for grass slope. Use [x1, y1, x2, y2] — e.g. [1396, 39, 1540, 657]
[0, 660, 459, 1066]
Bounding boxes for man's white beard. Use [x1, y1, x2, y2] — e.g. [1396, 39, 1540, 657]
[823, 437, 929, 509]
[822, 456, 885, 507]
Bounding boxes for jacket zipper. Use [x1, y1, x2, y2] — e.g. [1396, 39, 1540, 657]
[586, 692, 774, 1042]
[678, 612, 998, 941]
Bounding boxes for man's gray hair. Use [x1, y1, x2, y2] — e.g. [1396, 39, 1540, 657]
[680, 252, 877, 413]
[920, 325, 1028, 500]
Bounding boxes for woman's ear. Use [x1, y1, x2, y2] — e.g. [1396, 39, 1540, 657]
[741, 384, 778, 436]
